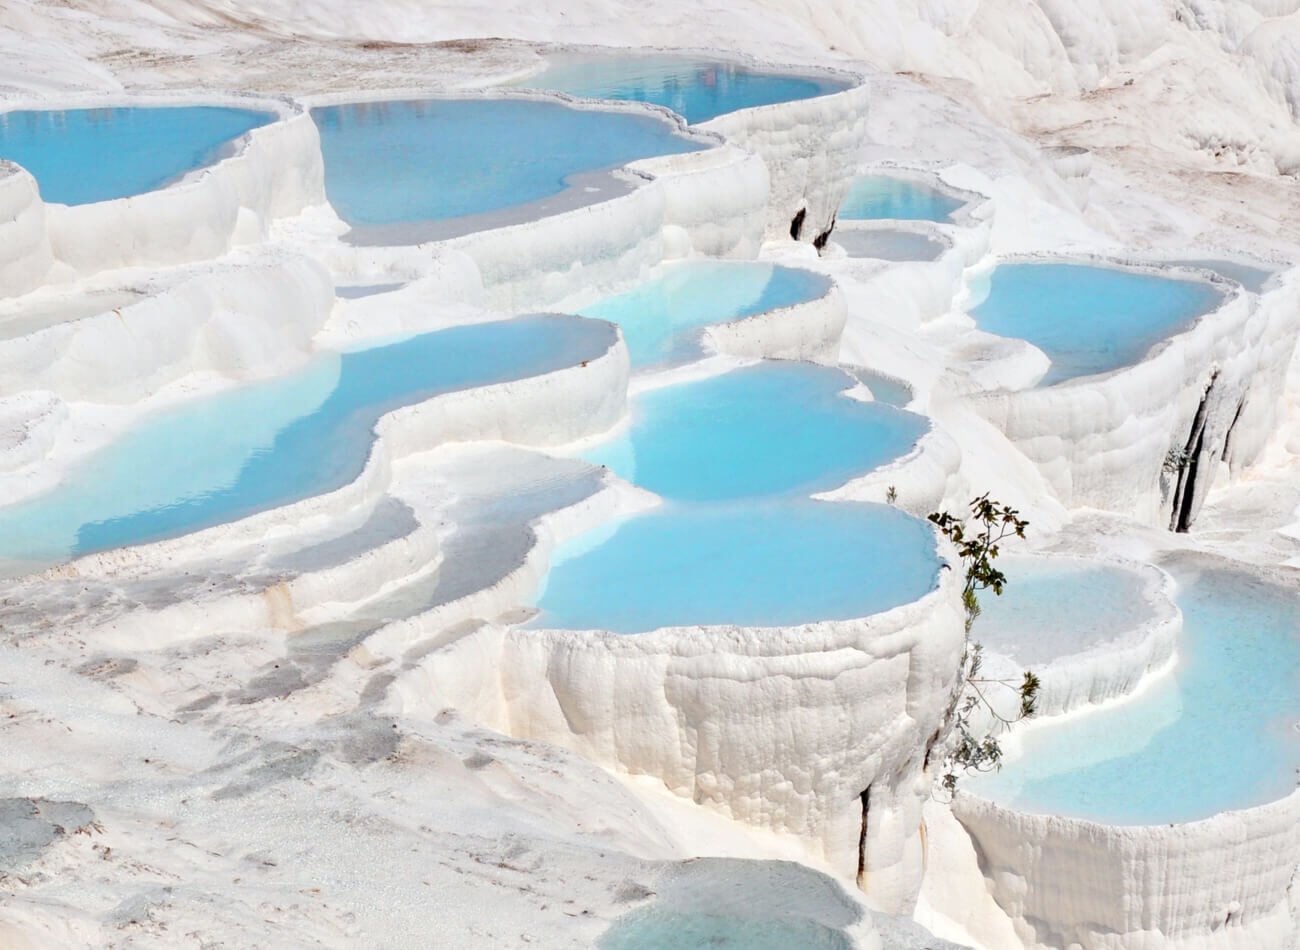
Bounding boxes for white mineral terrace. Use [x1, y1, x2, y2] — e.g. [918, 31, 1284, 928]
[1, 4, 1299, 949]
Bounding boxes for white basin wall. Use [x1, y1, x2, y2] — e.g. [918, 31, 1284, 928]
[1, 96, 326, 289]
[967, 261, 1298, 528]
[951, 790, 1300, 950]
[448, 140, 769, 314]
[390, 566, 967, 915]
[0, 252, 335, 402]
[702, 81, 871, 244]
[0, 163, 57, 296]
[367, 136, 770, 313]
[831, 208, 993, 333]
[56, 325, 631, 648]
[1219, 270, 1300, 473]
[629, 143, 770, 260]
[704, 280, 848, 363]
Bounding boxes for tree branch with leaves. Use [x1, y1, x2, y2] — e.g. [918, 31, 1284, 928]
[927, 494, 1039, 794]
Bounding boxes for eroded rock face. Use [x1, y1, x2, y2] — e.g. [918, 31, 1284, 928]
[702, 82, 870, 244]
[392, 566, 967, 914]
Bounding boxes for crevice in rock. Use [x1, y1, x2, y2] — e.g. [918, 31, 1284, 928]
[856, 785, 871, 889]
[922, 727, 941, 770]
[1220, 397, 1246, 462]
[789, 207, 806, 241]
[1169, 371, 1218, 533]
[813, 213, 836, 252]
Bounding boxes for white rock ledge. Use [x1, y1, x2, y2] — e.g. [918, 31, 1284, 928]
[951, 787, 1300, 950]
[390, 539, 967, 915]
[704, 274, 848, 363]
[0, 250, 334, 402]
[700, 77, 870, 242]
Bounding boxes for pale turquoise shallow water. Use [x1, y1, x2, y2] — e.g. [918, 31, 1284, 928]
[598, 858, 863, 950]
[970, 262, 1225, 384]
[968, 565, 1300, 823]
[531, 499, 938, 633]
[835, 229, 946, 262]
[311, 98, 703, 230]
[851, 369, 912, 408]
[974, 558, 1156, 665]
[531, 362, 938, 633]
[583, 363, 928, 501]
[601, 910, 852, 950]
[576, 261, 829, 367]
[838, 176, 966, 222]
[515, 55, 848, 125]
[0, 105, 274, 205]
[1169, 258, 1274, 294]
[0, 316, 611, 566]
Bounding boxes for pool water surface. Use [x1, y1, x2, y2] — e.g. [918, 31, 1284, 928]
[970, 262, 1225, 385]
[0, 105, 274, 205]
[968, 564, 1300, 823]
[576, 262, 829, 367]
[0, 316, 612, 565]
[515, 54, 848, 124]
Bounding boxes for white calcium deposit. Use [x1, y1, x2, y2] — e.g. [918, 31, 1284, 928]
[0, 3, 1299, 949]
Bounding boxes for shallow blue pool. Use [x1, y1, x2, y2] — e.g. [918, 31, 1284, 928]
[577, 261, 829, 367]
[0, 316, 611, 564]
[0, 105, 274, 205]
[838, 176, 965, 222]
[835, 228, 946, 262]
[968, 565, 1300, 823]
[312, 98, 703, 234]
[601, 910, 852, 950]
[974, 558, 1156, 665]
[515, 55, 848, 124]
[584, 363, 927, 501]
[532, 499, 938, 633]
[1169, 258, 1274, 294]
[970, 262, 1225, 384]
[851, 369, 912, 408]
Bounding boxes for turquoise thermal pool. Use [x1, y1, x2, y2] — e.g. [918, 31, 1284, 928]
[514, 54, 849, 125]
[1169, 258, 1274, 294]
[531, 499, 939, 633]
[0, 316, 613, 567]
[974, 558, 1157, 665]
[598, 859, 862, 950]
[968, 564, 1300, 824]
[583, 362, 928, 501]
[602, 909, 852, 950]
[970, 261, 1226, 385]
[576, 261, 829, 367]
[531, 362, 938, 633]
[311, 98, 703, 239]
[0, 105, 274, 205]
[835, 228, 946, 262]
[851, 369, 913, 408]
[838, 176, 966, 222]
